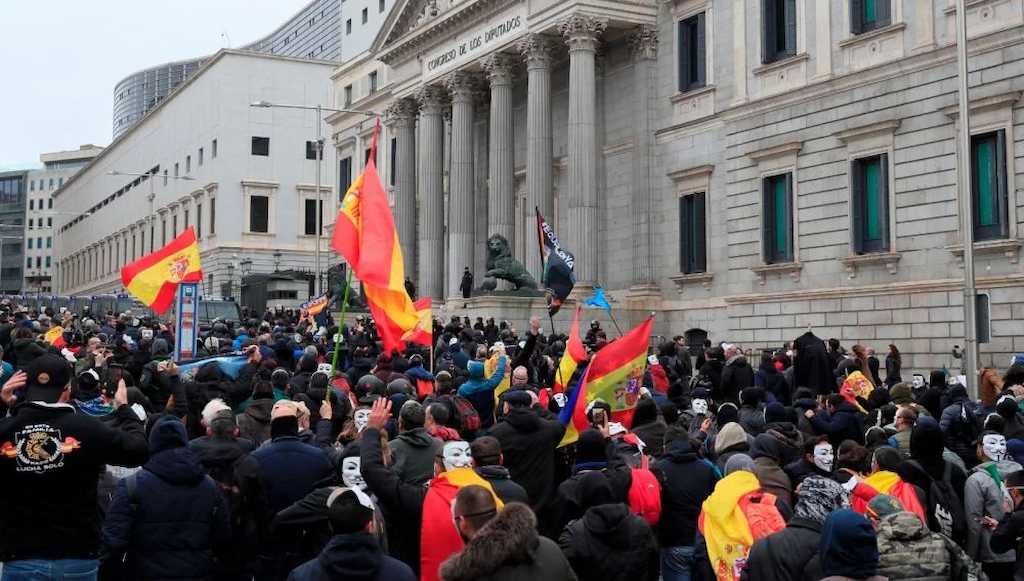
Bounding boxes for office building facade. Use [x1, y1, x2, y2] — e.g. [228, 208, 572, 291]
[0, 171, 28, 294]
[112, 0, 342, 137]
[328, 0, 1024, 374]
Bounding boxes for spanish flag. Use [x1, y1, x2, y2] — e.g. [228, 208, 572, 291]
[558, 316, 653, 447]
[44, 325, 66, 349]
[121, 227, 202, 315]
[554, 306, 586, 394]
[331, 122, 422, 353]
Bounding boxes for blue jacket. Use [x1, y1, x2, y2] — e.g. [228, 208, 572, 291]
[250, 436, 335, 514]
[102, 417, 231, 580]
[287, 533, 415, 581]
[458, 357, 508, 429]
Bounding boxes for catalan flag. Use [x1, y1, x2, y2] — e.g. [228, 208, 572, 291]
[559, 316, 653, 447]
[331, 121, 421, 353]
[121, 227, 202, 315]
[554, 306, 586, 394]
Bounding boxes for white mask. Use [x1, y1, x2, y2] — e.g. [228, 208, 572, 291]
[552, 393, 567, 408]
[691, 399, 708, 416]
[442, 441, 472, 471]
[354, 408, 371, 433]
[983, 434, 1008, 463]
[341, 456, 366, 491]
[813, 442, 834, 472]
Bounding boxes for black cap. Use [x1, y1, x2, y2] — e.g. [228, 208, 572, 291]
[26, 354, 73, 393]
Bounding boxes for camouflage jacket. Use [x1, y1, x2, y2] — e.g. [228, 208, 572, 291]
[877, 511, 986, 581]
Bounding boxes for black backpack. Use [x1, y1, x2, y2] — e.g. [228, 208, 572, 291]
[923, 461, 968, 547]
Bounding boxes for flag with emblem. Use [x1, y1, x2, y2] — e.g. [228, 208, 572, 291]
[121, 226, 203, 315]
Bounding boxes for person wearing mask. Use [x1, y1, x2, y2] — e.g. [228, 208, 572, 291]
[389, 400, 443, 487]
[785, 436, 835, 486]
[358, 398, 502, 580]
[742, 475, 848, 581]
[0, 355, 148, 579]
[470, 436, 529, 504]
[805, 394, 865, 447]
[440, 487, 575, 581]
[558, 471, 659, 581]
[490, 389, 566, 511]
[652, 427, 718, 581]
[965, 431, 1020, 579]
[102, 416, 231, 580]
[812, 509, 885, 581]
[242, 401, 335, 578]
[287, 486, 415, 581]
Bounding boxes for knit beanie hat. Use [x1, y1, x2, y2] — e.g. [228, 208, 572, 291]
[575, 429, 608, 465]
[715, 421, 748, 456]
[764, 402, 787, 424]
[889, 383, 913, 405]
[724, 453, 755, 475]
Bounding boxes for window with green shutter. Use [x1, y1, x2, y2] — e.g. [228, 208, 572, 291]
[852, 154, 890, 254]
[762, 173, 794, 264]
[851, 0, 891, 34]
[762, 0, 796, 64]
[679, 193, 707, 274]
[971, 130, 1008, 242]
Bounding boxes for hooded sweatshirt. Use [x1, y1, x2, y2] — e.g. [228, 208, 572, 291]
[818, 509, 884, 580]
[965, 458, 1021, 563]
[288, 533, 415, 581]
[389, 427, 443, 487]
[457, 358, 507, 429]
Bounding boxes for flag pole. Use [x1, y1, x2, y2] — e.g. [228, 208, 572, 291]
[330, 267, 354, 381]
[607, 309, 624, 338]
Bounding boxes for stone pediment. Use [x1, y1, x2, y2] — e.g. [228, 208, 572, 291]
[373, 0, 517, 64]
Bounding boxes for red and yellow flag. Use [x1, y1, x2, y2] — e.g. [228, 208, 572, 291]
[554, 306, 587, 394]
[559, 316, 653, 447]
[331, 122, 421, 353]
[121, 227, 202, 315]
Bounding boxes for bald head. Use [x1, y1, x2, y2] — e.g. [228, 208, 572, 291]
[512, 366, 529, 386]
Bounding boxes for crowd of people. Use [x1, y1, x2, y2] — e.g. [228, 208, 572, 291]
[2, 301, 1024, 581]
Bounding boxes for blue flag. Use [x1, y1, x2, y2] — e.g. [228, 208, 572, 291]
[584, 286, 612, 313]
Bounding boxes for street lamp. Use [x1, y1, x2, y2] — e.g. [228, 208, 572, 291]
[108, 170, 196, 254]
[249, 100, 378, 295]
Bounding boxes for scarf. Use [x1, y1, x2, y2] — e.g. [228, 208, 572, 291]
[793, 476, 849, 525]
[699, 471, 765, 581]
[420, 468, 503, 581]
[74, 397, 114, 417]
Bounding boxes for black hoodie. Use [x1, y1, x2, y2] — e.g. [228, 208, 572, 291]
[287, 533, 415, 581]
[558, 502, 660, 581]
[489, 406, 566, 512]
[651, 438, 718, 547]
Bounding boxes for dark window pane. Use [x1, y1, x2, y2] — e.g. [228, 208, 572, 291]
[339, 157, 353, 199]
[763, 173, 793, 263]
[971, 130, 1008, 241]
[306, 141, 320, 160]
[251, 136, 270, 156]
[250, 196, 269, 233]
[390, 138, 397, 186]
[304, 199, 318, 235]
[679, 193, 708, 274]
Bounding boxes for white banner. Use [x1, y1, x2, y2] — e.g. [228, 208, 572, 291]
[422, 4, 527, 80]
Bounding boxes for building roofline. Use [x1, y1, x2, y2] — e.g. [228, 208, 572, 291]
[55, 49, 335, 199]
[241, 0, 333, 51]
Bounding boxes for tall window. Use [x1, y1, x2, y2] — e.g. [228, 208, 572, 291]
[196, 203, 203, 240]
[174, 163, 179, 177]
[361, 7, 368, 23]
[212, 139, 218, 158]
[379, 0, 385, 12]
[369, 71, 379, 94]
[186, 155, 191, 173]
[306, 141, 320, 160]
[29, 200, 33, 211]
[163, 170, 168, 186]
[852, 154, 890, 253]
[851, 0, 891, 34]
[390, 138, 397, 186]
[46, 237, 51, 249]
[679, 193, 707, 274]
[162, 219, 167, 245]
[344, 85, 353, 107]
[48, 198, 52, 209]
[29, 180, 34, 192]
[184, 209, 190, 230]
[339, 157, 353, 197]
[304, 199, 324, 235]
[45, 256, 50, 268]
[762, 173, 794, 264]
[172, 215, 178, 237]
[58, 178, 63, 187]
[198, 147, 204, 166]
[346, 19, 352, 34]
[249, 196, 270, 233]
[27, 238, 32, 250]
[46, 218, 51, 227]
[678, 13, 706, 92]
[762, 0, 797, 64]
[251, 136, 270, 156]
[972, 130, 1009, 241]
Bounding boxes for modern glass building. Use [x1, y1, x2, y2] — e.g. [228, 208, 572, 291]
[112, 0, 341, 137]
[0, 171, 27, 293]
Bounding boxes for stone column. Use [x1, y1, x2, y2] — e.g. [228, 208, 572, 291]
[416, 85, 448, 300]
[472, 89, 490, 280]
[630, 26, 657, 289]
[561, 14, 605, 287]
[481, 53, 516, 252]
[518, 34, 555, 280]
[384, 99, 419, 280]
[445, 71, 476, 297]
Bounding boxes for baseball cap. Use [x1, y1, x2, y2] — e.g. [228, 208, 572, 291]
[866, 494, 904, 519]
[25, 354, 73, 393]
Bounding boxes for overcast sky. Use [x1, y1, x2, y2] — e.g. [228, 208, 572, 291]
[0, 0, 310, 170]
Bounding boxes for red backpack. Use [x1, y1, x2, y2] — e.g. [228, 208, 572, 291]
[628, 455, 662, 526]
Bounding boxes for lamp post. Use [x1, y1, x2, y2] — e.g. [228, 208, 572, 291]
[108, 170, 196, 254]
[250, 100, 378, 295]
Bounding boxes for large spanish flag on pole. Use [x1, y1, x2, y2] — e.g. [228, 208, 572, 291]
[121, 227, 203, 315]
[559, 316, 653, 447]
[554, 306, 587, 394]
[331, 121, 426, 353]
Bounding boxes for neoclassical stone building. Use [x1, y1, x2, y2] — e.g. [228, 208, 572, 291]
[329, 0, 1024, 374]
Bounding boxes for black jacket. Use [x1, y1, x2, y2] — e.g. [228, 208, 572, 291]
[389, 427, 442, 487]
[102, 434, 231, 580]
[476, 465, 529, 504]
[288, 533, 415, 581]
[237, 399, 274, 445]
[741, 516, 823, 581]
[489, 407, 566, 511]
[248, 435, 334, 516]
[808, 402, 865, 446]
[0, 403, 148, 561]
[558, 503, 659, 581]
[720, 357, 754, 404]
[440, 503, 577, 581]
[11, 337, 47, 370]
[793, 332, 834, 395]
[651, 439, 718, 547]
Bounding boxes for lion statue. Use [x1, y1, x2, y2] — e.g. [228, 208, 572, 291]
[479, 234, 538, 291]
